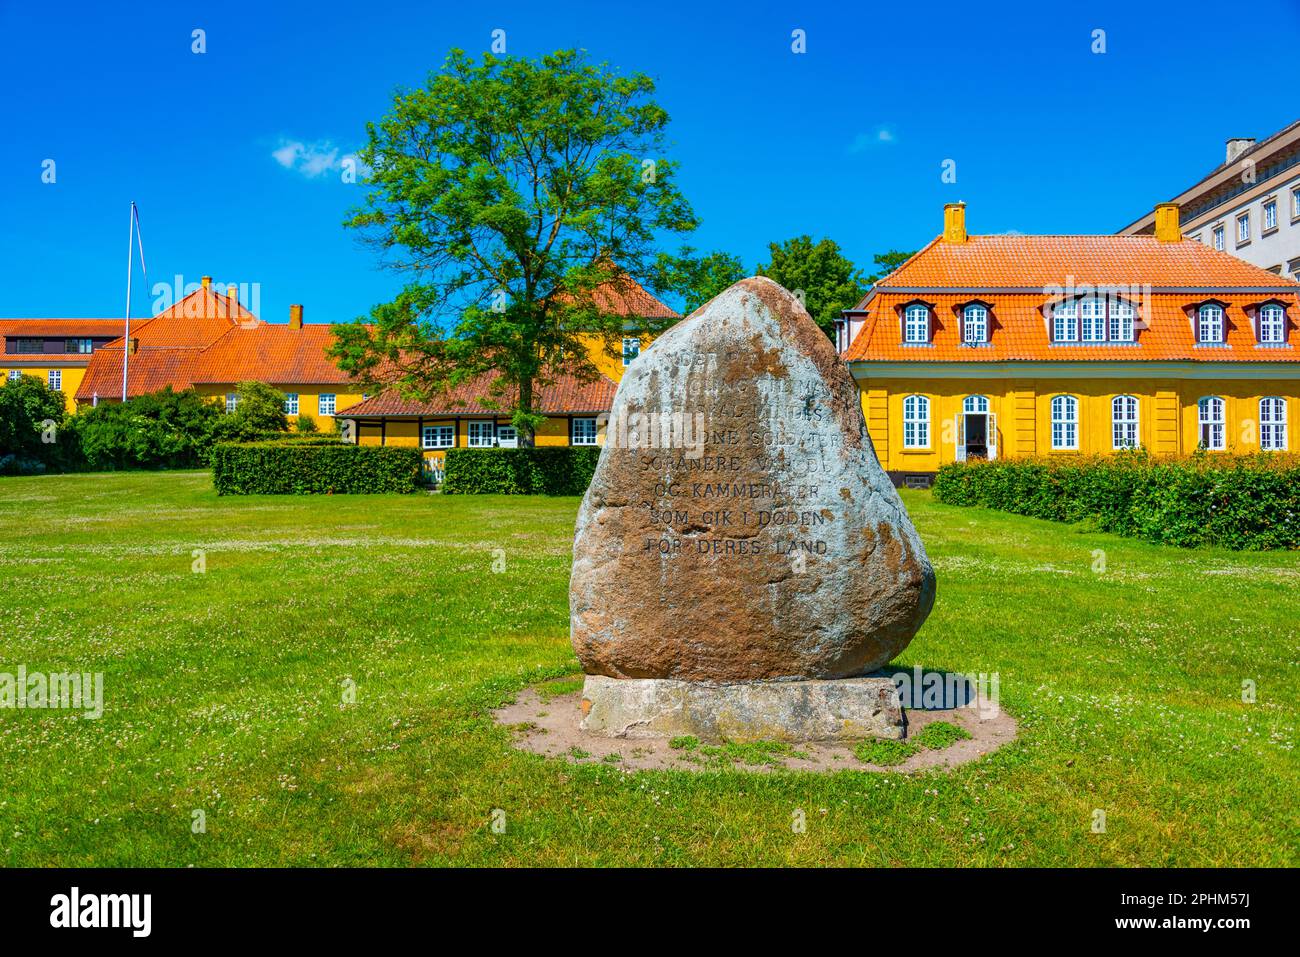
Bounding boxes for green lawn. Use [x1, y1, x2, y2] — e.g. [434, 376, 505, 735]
[0, 470, 1295, 866]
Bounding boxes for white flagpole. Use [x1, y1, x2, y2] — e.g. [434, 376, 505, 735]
[122, 201, 135, 401]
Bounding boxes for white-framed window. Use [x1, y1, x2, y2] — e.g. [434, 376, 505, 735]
[1050, 395, 1078, 450]
[1258, 303, 1286, 344]
[1260, 397, 1288, 451]
[622, 337, 641, 366]
[422, 425, 454, 449]
[962, 304, 987, 344]
[571, 417, 598, 446]
[6, 370, 20, 382]
[1198, 396, 1225, 450]
[1293, 187, 1300, 220]
[1108, 299, 1135, 341]
[225, 392, 238, 413]
[902, 395, 929, 448]
[65, 338, 93, 354]
[1081, 296, 1106, 342]
[1213, 225, 1225, 251]
[903, 304, 929, 343]
[467, 420, 495, 448]
[1054, 296, 1135, 343]
[47, 369, 61, 391]
[1197, 303, 1225, 344]
[1052, 299, 1078, 342]
[963, 394, 989, 414]
[318, 393, 336, 416]
[1237, 212, 1250, 243]
[1112, 395, 1139, 449]
[1263, 200, 1278, 231]
[283, 393, 299, 415]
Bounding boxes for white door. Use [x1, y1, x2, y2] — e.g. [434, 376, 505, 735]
[496, 426, 518, 448]
[988, 413, 998, 460]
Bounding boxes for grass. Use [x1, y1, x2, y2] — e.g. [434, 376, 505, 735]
[0, 470, 1295, 866]
[854, 739, 918, 766]
[912, 721, 972, 751]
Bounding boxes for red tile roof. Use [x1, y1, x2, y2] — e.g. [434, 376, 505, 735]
[338, 372, 617, 417]
[871, 235, 1300, 290]
[0, 319, 134, 337]
[844, 235, 1300, 364]
[189, 324, 352, 384]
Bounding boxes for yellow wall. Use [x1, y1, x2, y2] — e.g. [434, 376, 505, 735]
[578, 331, 648, 383]
[1, 366, 85, 414]
[195, 384, 366, 432]
[860, 377, 1300, 472]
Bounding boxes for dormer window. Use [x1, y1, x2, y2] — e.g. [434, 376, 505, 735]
[1052, 296, 1136, 343]
[903, 304, 930, 344]
[1197, 303, 1225, 344]
[962, 304, 988, 344]
[1258, 303, 1286, 344]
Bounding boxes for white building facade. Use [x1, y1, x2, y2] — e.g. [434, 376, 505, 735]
[1119, 121, 1300, 282]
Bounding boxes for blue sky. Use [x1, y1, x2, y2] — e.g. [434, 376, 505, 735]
[2, 0, 1298, 323]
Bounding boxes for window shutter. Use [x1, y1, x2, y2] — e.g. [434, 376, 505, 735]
[955, 415, 966, 462]
[988, 413, 997, 461]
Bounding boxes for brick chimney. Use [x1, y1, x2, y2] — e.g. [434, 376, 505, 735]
[289, 304, 303, 329]
[1154, 202, 1182, 243]
[227, 283, 239, 304]
[943, 202, 967, 244]
[200, 275, 211, 289]
[1225, 138, 1256, 165]
[127, 337, 139, 355]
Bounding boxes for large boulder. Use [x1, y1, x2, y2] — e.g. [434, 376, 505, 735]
[570, 277, 934, 682]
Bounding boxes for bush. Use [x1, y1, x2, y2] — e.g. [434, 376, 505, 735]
[442, 447, 601, 495]
[933, 453, 1300, 550]
[211, 442, 422, 494]
[63, 388, 220, 471]
[211, 381, 290, 443]
[0, 374, 66, 474]
[294, 414, 319, 433]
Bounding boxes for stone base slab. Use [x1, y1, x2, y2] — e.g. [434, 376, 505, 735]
[579, 674, 903, 743]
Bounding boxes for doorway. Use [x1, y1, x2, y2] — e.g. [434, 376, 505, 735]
[958, 395, 996, 461]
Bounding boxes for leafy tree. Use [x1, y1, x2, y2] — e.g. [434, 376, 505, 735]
[213, 381, 289, 442]
[332, 48, 698, 444]
[67, 388, 220, 471]
[653, 247, 747, 315]
[0, 374, 66, 472]
[756, 236, 867, 338]
[865, 249, 917, 284]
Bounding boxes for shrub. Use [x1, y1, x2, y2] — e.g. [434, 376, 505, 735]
[0, 374, 66, 474]
[63, 388, 220, 471]
[212, 442, 422, 494]
[933, 453, 1300, 550]
[211, 381, 290, 443]
[442, 447, 601, 495]
[294, 414, 319, 433]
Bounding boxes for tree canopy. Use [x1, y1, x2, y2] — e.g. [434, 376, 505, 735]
[756, 236, 869, 338]
[331, 48, 698, 442]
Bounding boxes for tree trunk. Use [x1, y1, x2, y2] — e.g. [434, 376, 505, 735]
[518, 376, 536, 447]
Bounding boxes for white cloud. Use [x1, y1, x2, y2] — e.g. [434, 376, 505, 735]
[847, 126, 898, 154]
[272, 138, 363, 179]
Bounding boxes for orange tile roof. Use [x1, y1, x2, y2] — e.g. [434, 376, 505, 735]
[0, 319, 133, 337]
[871, 235, 1299, 290]
[189, 324, 352, 384]
[844, 234, 1300, 364]
[551, 268, 680, 320]
[338, 372, 617, 418]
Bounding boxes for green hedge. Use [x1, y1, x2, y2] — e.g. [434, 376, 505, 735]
[212, 442, 423, 495]
[442, 447, 601, 495]
[932, 452, 1300, 550]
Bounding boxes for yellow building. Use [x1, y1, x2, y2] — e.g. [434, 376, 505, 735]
[74, 279, 365, 428]
[1, 319, 127, 413]
[837, 203, 1300, 486]
[337, 272, 680, 476]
